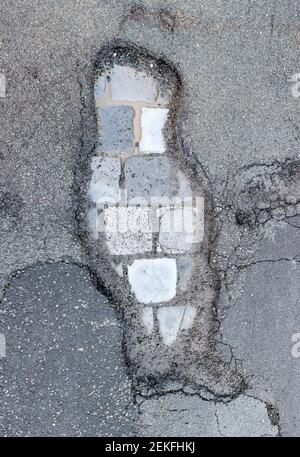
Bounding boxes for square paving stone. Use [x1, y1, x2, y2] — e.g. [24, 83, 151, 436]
[98, 105, 134, 155]
[104, 206, 152, 255]
[127, 258, 177, 304]
[111, 65, 157, 102]
[124, 156, 176, 203]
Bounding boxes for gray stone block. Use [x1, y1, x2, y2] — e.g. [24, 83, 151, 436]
[98, 105, 134, 155]
[124, 156, 175, 203]
[111, 65, 157, 102]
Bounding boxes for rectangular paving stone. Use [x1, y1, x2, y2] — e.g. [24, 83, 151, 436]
[104, 206, 152, 255]
[158, 206, 202, 253]
[89, 156, 121, 204]
[98, 105, 134, 155]
[105, 232, 152, 256]
[140, 108, 168, 154]
[111, 65, 157, 102]
[128, 258, 177, 304]
[124, 156, 175, 203]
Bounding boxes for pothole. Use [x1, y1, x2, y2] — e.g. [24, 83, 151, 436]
[76, 42, 245, 397]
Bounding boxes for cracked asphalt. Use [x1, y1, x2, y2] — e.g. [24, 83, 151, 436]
[0, 0, 299, 437]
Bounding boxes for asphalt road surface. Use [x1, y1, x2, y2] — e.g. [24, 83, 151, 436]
[0, 0, 299, 436]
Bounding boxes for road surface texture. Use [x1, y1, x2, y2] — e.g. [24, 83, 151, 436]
[0, 0, 299, 436]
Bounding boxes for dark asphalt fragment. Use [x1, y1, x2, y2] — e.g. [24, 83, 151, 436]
[0, 262, 136, 437]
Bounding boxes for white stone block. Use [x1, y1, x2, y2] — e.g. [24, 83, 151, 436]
[140, 108, 169, 154]
[104, 207, 152, 255]
[89, 157, 121, 205]
[142, 307, 154, 335]
[128, 258, 177, 304]
[111, 65, 157, 102]
[157, 305, 196, 345]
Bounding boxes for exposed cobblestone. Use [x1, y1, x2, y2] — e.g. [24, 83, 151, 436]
[77, 43, 245, 399]
[98, 105, 135, 155]
[124, 156, 175, 202]
[88, 156, 121, 204]
[111, 64, 157, 102]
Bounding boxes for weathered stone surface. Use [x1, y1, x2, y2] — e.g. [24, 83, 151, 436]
[111, 65, 157, 102]
[106, 231, 153, 255]
[124, 156, 175, 202]
[140, 107, 168, 154]
[98, 105, 134, 155]
[128, 258, 177, 304]
[104, 206, 152, 255]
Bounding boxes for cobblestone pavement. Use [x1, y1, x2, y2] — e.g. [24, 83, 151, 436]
[0, 0, 299, 436]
